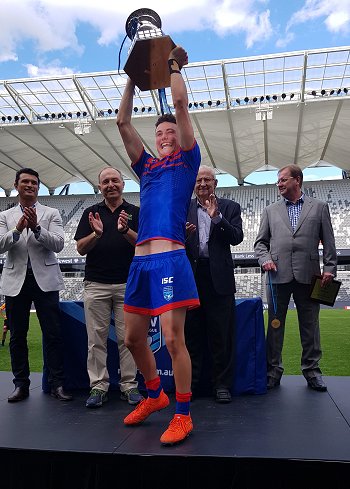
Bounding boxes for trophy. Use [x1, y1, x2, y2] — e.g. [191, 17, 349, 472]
[123, 8, 176, 91]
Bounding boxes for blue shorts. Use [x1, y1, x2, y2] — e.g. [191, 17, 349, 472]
[124, 249, 199, 316]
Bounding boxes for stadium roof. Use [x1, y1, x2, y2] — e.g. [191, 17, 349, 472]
[1, 44, 350, 194]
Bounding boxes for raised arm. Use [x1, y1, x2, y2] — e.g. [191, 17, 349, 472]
[116, 78, 144, 164]
[168, 46, 194, 151]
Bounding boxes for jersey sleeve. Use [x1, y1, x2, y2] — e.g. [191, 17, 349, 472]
[181, 140, 201, 173]
[131, 148, 152, 179]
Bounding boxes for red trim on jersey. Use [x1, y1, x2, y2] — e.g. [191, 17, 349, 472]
[124, 299, 200, 316]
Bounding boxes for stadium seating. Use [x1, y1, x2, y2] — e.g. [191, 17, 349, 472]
[1, 180, 349, 301]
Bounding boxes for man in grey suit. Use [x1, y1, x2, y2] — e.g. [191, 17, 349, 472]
[254, 164, 337, 392]
[0, 168, 72, 402]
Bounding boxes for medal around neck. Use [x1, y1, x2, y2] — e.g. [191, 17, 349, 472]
[271, 318, 281, 329]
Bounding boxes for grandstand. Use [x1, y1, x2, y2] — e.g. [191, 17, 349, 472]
[1, 179, 349, 303]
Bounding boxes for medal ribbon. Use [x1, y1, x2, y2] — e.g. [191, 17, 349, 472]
[268, 271, 278, 318]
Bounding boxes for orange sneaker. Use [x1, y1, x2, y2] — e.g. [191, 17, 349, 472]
[160, 414, 193, 445]
[124, 389, 169, 426]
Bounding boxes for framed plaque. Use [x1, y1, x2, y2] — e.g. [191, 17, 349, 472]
[310, 275, 341, 307]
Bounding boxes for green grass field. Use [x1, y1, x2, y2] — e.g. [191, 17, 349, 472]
[0, 309, 349, 375]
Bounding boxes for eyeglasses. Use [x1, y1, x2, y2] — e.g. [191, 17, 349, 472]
[275, 176, 295, 186]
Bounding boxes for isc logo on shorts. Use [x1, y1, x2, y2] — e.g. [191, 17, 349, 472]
[161, 276, 174, 284]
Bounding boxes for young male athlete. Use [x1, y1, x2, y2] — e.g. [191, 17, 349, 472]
[117, 46, 201, 445]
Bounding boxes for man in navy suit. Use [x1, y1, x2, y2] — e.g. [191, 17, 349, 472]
[185, 165, 244, 402]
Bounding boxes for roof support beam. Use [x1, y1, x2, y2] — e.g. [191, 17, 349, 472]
[320, 100, 343, 161]
[92, 122, 140, 181]
[294, 53, 308, 165]
[3, 126, 94, 187]
[73, 77, 99, 120]
[263, 119, 269, 166]
[227, 110, 242, 180]
[191, 113, 216, 168]
[4, 82, 40, 122]
[0, 139, 51, 189]
[222, 62, 242, 179]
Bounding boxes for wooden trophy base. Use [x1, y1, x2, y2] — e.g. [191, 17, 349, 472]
[124, 35, 176, 91]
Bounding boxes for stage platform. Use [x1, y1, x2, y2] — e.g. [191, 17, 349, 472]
[1, 371, 350, 489]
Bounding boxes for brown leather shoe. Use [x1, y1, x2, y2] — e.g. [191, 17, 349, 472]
[51, 386, 73, 401]
[8, 386, 29, 402]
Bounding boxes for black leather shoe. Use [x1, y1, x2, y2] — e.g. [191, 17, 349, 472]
[267, 376, 281, 390]
[215, 388, 232, 403]
[8, 386, 29, 402]
[307, 377, 327, 392]
[51, 386, 73, 401]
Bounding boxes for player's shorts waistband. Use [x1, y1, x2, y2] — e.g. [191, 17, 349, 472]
[133, 249, 186, 262]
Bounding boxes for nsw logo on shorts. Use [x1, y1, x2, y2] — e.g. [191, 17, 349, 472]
[163, 286, 173, 301]
[162, 276, 174, 302]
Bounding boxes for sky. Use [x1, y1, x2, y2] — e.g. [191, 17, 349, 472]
[1, 0, 349, 194]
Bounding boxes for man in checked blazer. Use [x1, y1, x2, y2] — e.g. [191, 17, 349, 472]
[254, 164, 337, 392]
[0, 168, 72, 402]
[185, 165, 244, 403]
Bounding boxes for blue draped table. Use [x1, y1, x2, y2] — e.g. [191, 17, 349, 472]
[43, 297, 266, 395]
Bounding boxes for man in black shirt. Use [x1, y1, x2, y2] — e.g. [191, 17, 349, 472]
[74, 167, 142, 408]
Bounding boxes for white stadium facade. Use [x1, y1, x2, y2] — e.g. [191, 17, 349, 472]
[1, 45, 350, 307]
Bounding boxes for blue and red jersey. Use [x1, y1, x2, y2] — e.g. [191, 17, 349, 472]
[132, 141, 201, 246]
